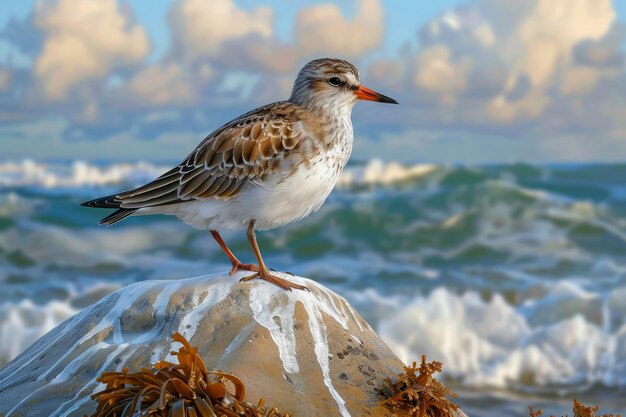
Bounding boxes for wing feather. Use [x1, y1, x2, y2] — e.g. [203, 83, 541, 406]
[121, 182, 180, 204]
[117, 169, 179, 198]
[111, 102, 311, 210]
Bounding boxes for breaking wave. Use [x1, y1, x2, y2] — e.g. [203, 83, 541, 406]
[376, 283, 626, 391]
[0, 159, 439, 189]
[0, 300, 76, 366]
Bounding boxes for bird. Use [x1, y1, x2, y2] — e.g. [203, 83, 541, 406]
[81, 58, 397, 291]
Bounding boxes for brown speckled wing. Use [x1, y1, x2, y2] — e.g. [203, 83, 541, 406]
[115, 102, 307, 209]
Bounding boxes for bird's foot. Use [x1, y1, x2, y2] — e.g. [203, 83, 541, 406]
[240, 269, 309, 292]
[229, 262, 259, 276]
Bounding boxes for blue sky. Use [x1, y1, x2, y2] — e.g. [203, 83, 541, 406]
[0, 1, 469, 62]
[1, 0, 625, 163]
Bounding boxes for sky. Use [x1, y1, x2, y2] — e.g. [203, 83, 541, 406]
[0, 0, 625, 164]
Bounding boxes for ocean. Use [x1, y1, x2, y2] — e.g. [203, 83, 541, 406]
[1, 158, 626, 416]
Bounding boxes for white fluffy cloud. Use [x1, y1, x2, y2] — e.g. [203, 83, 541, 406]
[414, 46, 471, 103]
[3, 0, 385, 112]
[126, 64, 201, 107]
[487, 0, 617, 123]
[168, 0, 273, 61]
[368, 0, 625, 139]
[295, 0, 383, 57]
[2, 0, 626, 162]
[33, 0, 149, 101]
[132, 0, 385, 104]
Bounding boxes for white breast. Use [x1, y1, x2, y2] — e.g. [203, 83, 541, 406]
[240, 117, 353, 230]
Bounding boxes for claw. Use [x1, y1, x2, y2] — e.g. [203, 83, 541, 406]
[239, 272, 260, 283]
[229, 262, 259, 276]
[240, 270, 308, 292]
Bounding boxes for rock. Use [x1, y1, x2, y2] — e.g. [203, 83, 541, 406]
[0, 272, 468, 417]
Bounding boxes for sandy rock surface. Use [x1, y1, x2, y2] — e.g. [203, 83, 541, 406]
[0, 272, 467, 417]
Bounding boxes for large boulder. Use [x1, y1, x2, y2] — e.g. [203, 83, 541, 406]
[0, 272, 466, 417]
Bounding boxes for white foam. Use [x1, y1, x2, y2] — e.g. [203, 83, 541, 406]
[378, 284, 626, 389]
[0, 159, 438, 189]
[176, 278, 233, 342]
[0, 300, 76, 367]
[337, 159, 438, 187]
[0, 159, 168, 188]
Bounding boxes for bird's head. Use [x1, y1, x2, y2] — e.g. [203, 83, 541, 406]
[289, 58, 397, 114]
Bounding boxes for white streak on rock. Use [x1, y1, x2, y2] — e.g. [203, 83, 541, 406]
[347, 303, 365, 332]
[37, 282, 150, 381]
[56, 395, 92, 417]
[222, 322, 255, 360]
[5, 388, 39, 416]
[153, 280, 183, 316]
[177, 277, 233, 341]
[300, 294, 351, 417]
[350, 335, 363, 345]
[52, 344, 109, 383]
[250, 286, 299, 374]
[52, 344, 128, 417]
[248, 274, 352, 417]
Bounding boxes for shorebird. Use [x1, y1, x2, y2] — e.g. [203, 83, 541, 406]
[82, 58, 397, 291]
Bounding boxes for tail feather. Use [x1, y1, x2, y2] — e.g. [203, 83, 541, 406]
[81, 194, 137, 225]
[99, 208, 137, 226]
[81, 194, 122, 209]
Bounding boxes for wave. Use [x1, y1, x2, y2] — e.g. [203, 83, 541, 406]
[2, 159, 626, 197]
[0, 300, 76, 366]
[376, 282, 626, 391]
[0, 159, 440, 189]
[0, 160, 169, 188]
[336, 159, 439, 187]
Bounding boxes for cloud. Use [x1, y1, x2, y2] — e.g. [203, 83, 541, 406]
[0, 69, 11, 92]
[167, 0, 273, 62]
[125, 64, 200, 107]
[414, 45, 471, 101]
[192, 0, 383, 74]
[366, 0, 626, 141]
[1, 0, 625, 163]
[294, 0, 383, 57]
[33, 0, 149, 101]
[117, 0, 385, 116]
[0, 0, 385, 134]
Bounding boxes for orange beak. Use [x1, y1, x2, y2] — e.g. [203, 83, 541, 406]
[355, 85, 398, 104]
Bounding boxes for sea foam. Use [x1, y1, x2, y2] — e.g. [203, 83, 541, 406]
[0, 300, 76, 366]
[377, 283, 626, 390]
[0, 160, 168, 188]
[0, 159, 439, 189]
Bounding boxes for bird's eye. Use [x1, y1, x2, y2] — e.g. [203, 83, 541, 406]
[328, 77, 341, 86]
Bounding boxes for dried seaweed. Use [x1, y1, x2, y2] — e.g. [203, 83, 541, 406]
[378, 355, 459, 417]
[528, 398, 621, 417]
[86, 332, 289, 417]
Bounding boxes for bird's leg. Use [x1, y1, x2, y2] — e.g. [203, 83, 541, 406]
[240, 220, 309, 291]
[210, 230, 259, 275]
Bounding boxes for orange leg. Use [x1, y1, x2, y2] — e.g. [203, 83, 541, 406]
[239, 220, 309, 291]
[210, 230, 259, 276]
